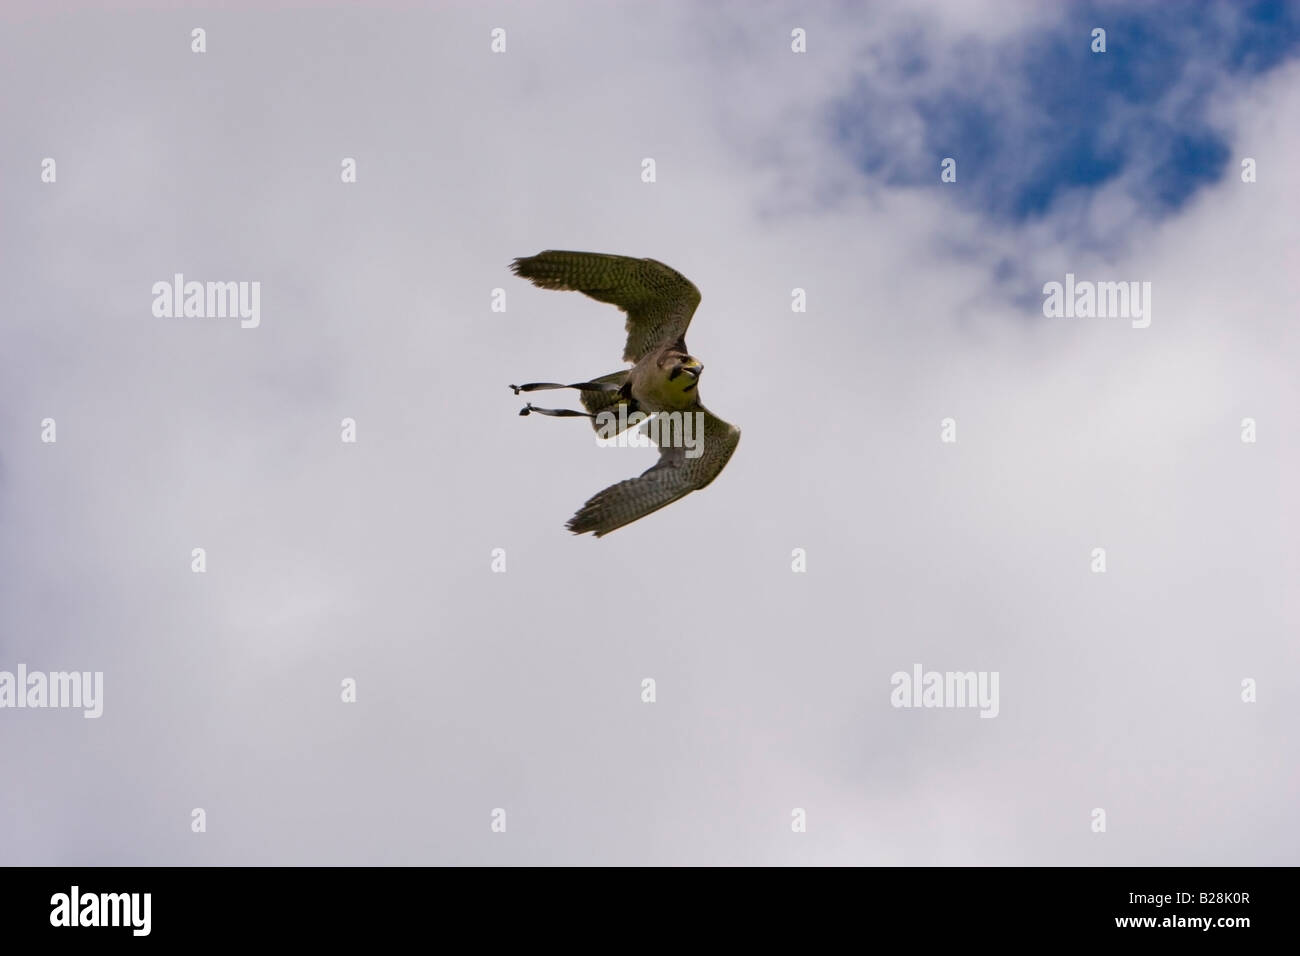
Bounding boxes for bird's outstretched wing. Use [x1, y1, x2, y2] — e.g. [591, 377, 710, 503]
[511, 250, 702, 363]
[567, 409, 740, 537]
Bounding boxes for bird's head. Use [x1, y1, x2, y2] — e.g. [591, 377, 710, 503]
[665, 354, 704, 395]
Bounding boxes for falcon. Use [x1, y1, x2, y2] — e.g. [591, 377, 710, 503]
[508, 250, 740, 537]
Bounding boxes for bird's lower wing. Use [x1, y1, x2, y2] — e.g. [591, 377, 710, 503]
[567, 409, 740, 537]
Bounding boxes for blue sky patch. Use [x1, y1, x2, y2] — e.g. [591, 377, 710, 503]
[833, 1, 1300, 223]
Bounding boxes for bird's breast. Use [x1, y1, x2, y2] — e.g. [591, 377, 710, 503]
[632, 375, 698, 412]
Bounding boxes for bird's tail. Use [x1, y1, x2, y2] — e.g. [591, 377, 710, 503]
[580, 371, 632, 434]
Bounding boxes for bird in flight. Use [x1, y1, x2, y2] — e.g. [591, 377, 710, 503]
[509, 250, 740, 537]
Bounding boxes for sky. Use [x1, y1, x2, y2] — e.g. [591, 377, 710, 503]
[1, 0, 1297, 865]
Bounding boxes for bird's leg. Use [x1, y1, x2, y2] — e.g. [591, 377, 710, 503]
[519, 403, 594, 418]
[510, 381, 622, 396]
[509, 380, 624, 417]
[510, 382, 564, 395]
